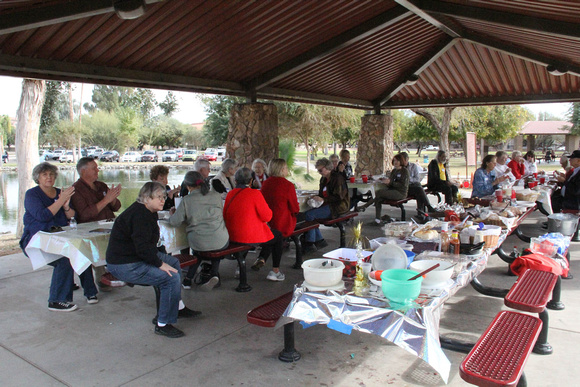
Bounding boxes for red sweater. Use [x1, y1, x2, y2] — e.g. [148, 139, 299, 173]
[261, 176, 299, 237]
[507, 160, 525, 179]
[223, 188, 273, 243]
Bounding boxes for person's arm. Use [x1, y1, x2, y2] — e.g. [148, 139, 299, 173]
[70, 182, 118, 222]
[324, 175, 348, 205]
[427, 160, 438, 186]
[130, 213, 163, 267]
[471, 169, 486, 197]
[254, 191, 273, 222]
[24, 189, 56, 222]
[168, 198, 186, 226]
[288, 185, 300, 214]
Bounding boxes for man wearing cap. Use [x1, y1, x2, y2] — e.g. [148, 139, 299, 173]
[551, 150, 580, 213]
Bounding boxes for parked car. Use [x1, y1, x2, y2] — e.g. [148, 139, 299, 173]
[140, 150, 158, 162]
[162, 150, 178, 162]
[121, 151, 141, 163]
[182, 149, 198, 162]
[2, 151, 8, 163]
[425, 145, 439, 151]
[99, 150, 119, 162]
[40, 150, 53, 161]
[174, 148, 184, 161]
[89, 148, 104, 159]
[51, 149, 65, 160]
[216, 148, 226, 161]
[201, 148, 218, 161]
[59, 151, 75, 163]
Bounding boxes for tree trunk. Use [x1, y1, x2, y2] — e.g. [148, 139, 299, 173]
[16, 79, 46, 237]
[411, 107, 455, 154]
[304, 140, 310, 174]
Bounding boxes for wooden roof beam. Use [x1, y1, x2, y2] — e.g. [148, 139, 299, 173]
[375, 37, 457, 107]
[245, 5, 411, 91]
[0, 0, 164, 35]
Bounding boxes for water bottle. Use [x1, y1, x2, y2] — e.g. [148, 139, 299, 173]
[70, 217, 77, 229]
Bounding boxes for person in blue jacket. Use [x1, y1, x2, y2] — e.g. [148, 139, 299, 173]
[471, 155, 509, 198]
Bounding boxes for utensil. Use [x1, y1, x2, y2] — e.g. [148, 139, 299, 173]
[408, 263, 440, 281]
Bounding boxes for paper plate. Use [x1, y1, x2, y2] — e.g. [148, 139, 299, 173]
[371, 243, 407, 271]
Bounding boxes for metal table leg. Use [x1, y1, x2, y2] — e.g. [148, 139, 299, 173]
[470, 276, 509, 298]
[234, 252, 252, 292]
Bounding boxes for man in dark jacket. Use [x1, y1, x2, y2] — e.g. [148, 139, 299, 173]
[427, 150, 458, 205]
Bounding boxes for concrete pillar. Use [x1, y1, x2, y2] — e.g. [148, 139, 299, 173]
[355, 113, 393, 176]
[227, 103, 278, 168]
[514, 135, 524, 151]
[526, 135, 535, 151]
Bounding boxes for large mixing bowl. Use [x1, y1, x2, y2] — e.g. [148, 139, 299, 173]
[409, 260, 454, 287]
[381, 269, 422, 304]
[302, 259, 345, 287]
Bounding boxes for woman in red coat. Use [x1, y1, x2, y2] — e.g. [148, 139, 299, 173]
[507, 151, 526, 180]
[261, 159, 299, 238]
[224, 167, 285, 281]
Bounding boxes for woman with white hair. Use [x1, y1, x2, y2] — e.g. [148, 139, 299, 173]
[20, 162, 98, 312]
[507, 151, 525, 180]
[251, 158, 268, 188]
[211, 158, 237, 200]
[106, 182, 200, 338]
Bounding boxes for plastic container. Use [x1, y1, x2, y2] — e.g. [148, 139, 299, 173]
[409, 260, 454, 287]
[302, 259, 345, 287]
[404, 250, 415, 268]
[381, 269, 422, 304]
[323, 248, 373, 278]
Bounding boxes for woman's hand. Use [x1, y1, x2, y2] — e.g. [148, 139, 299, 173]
[159, 262, 178, 276]
[168, 185, 181, 199]
[313, 196, 324, 203]
[169, 207, 176, 215]
[59, 186, 75, 203]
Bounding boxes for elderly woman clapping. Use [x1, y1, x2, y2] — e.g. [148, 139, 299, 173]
[106, 182, 200, 338]
[20, 162, 98, 312]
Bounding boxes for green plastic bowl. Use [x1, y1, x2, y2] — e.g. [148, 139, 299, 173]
[381, 269, 423, 304]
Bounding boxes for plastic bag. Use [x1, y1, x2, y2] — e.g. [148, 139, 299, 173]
[530, 233, 570, 256]
[510, 252, 568, 277]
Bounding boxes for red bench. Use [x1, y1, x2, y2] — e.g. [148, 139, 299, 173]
[288, 221, 320, 269]
[380, 196, 414, 221]
[246, 291, 299, 362]
[194, 242, 253, 292]
[504, 269, 559, 355]
[460, 311, 542, 387]
[317, 211, 358, 247]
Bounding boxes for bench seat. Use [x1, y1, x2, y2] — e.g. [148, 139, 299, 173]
[195, 242, 253, 292]
[460, 310, 542, 387]
[504, 269, 559, 355]
[318, 211, 358, 247]
[247, 291, 299, 362]
[288, 221, 320, 268]
[380, 196, 414, 221]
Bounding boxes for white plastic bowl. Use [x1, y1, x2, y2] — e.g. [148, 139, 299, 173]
[409, 260, 454, 287]
[371, 243, 407, 271]
[302, 259, 345, 287]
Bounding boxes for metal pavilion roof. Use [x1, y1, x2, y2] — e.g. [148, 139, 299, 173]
[0, 0, 579, 111]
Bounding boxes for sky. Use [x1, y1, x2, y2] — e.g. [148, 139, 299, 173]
[0, 75, 573, 124]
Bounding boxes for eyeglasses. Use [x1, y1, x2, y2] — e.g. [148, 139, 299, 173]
[155, 195, 167, 201]
[317, 168, 325, 174]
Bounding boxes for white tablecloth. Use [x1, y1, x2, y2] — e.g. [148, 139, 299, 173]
[25, 220, 188, 275]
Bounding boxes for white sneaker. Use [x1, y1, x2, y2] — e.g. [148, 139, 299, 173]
[266, 271, 285, 282]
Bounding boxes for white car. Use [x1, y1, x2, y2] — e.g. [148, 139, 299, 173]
[425, 145, 439, 151]
[162, 150, 178, 162]
[121, 151, 141, 162]
[59, 151, 74, 163]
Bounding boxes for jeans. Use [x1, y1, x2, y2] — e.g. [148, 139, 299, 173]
[304, 205, 332, 242]
[107, 252, 181, 325]
[48, 257, 97, 303]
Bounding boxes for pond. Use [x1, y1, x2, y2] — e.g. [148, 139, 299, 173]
[0, 168, 187, 235]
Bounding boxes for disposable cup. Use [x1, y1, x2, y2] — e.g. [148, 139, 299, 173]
[349, 176, 355, 183]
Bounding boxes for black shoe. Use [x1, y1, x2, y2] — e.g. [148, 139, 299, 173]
[154, 324, 185, 338]
[178, 307, 202, 318]
[302, 243, 317, 254]
[48, 301, 78, 312]
[72, 283, 80, 291]
[182, 277, 193, 289]
[314, 239, 329, 249]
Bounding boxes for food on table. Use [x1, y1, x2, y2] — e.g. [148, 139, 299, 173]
[414, 229, 439, 240]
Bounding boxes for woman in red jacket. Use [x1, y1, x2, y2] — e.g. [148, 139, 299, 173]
[261, 159, 299, 238]
[507, 151, 526, 180]
[224, 167, 285, 281]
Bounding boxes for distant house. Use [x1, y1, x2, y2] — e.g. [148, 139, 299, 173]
[190, 122, 204, 131]
[515, 121, 577, 153]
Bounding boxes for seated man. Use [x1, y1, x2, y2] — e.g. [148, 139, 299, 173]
[401, 152, 435, 213]
[70, 157, 122, 289]
[493, 151, 515, 186]
[551, 150, 580, 213]
[180, 158, 212, 197]
[427, 150, 458, 205]
[106, 182, 200, 338]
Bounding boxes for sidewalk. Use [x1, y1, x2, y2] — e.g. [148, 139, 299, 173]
[0, 206, 578, 386]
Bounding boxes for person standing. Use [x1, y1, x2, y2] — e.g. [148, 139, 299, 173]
[20, 162, 98, 311]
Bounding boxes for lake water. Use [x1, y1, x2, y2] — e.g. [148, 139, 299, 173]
[0, 168, 186, 235]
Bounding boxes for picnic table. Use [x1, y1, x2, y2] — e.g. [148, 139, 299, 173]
[25, 219, 188, 275]
[277, 226, 513, 384]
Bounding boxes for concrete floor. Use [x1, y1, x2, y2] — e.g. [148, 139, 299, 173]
[0, 204, 578, 386]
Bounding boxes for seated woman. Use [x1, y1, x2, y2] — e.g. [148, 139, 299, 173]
[329, 154, 340, 170]
[471, 155, 509, 198]
[427, 150, 458, 205]
[523, 151, 538, 177]
[211, 158, 237, 200]
[20, 162, 98, 312]
[106, 182, 199, 338]
[261, 158, 300, 239]
[372, 153, 409, 224]
[302, 158, 350, 253]
[224, 168, 285, 281]
[150, 165, 180, 210]
[551, 150, 580, 213]
[169, 171, 229, 291]
[251, 158, 268, 189]
[507, 151, 525, 180]
[337, 149, 353, 179]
